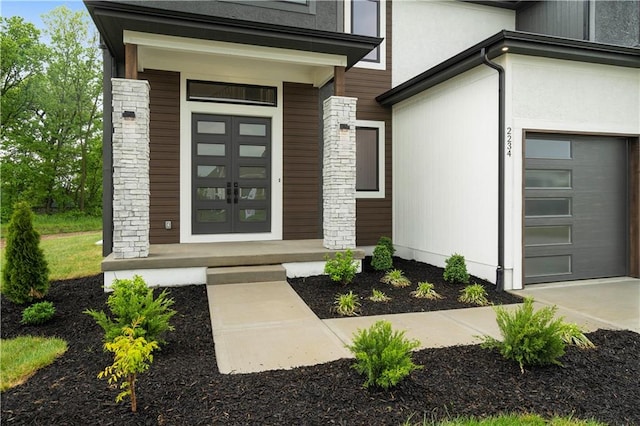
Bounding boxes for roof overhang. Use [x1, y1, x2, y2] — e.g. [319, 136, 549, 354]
[84, 0, 382, 70]
[377, 30, 640, 107]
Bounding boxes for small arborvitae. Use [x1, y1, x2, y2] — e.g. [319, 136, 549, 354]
[443, 253, 469, 284]
[1, 202, 49, 304]
[371, 244, 393, 271]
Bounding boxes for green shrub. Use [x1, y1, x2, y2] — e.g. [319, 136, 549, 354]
[98, 318, 159, 413]
[443, 253, 469, 284]
[347, 320, 422, 389]
[411, 282, 442, 300]
[21, 301, 56, 325]
[369, 289, 391, 302]
[1, 202, 49, 304]
[381, 269, 411, 288]
[480, 297, 566, 372]
[324, 249, 358, 285]
[458, 283, 490, 306]
[377, 236, 395, 256]
[84, 275, 176, 345]
[371, 245, 393, 271]
[334, 291, 361, 316]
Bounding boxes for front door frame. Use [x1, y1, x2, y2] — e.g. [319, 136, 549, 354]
[180, 73, 283, 243]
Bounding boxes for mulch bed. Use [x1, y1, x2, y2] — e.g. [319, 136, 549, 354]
[289, 257, 523, 319]
[2, 273, 639, 425]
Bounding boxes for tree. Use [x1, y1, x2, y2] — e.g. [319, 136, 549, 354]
[0, 8, 102, 219]
[1, 202, 49, 304]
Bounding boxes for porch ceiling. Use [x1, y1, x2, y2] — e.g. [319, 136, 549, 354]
[85, 1, 382, 69]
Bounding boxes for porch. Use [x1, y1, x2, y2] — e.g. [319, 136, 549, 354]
[102, 239, 365, 288]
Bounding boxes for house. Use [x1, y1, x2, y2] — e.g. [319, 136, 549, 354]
[86, 0, 639, 291]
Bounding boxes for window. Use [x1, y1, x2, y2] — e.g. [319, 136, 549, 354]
[187, 80, 277, 107]
[355, 120, 385, 198]
[345, 0, 386, 70]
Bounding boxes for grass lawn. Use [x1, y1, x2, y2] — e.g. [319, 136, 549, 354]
[432, 414, 605, 426]
[0, 336, 68, 391]
[1, 213, 101, 236]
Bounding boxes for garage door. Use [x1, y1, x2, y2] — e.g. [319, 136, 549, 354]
[524, 135, 627, 284]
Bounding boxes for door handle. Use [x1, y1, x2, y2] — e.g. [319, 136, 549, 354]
[233, 183, 239, 204]
[226, 182, 232, 204]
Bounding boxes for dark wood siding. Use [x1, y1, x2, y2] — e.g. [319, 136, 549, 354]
[345, 0, 392, 246]
[139, 69, 180, 244]
[283, 82, 321, 240]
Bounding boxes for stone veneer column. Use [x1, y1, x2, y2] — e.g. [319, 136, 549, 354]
[323, 96, 357, 249]
[111, 78, 150, 259]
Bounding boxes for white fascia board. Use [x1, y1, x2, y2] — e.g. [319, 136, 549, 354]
[123, 30, 347, 69]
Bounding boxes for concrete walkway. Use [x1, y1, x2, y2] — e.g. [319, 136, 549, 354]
[207, 278, 638, 374]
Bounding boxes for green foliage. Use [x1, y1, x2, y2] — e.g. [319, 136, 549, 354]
[21, 301, 56, 325]
[458, 283, 490, 306]
[411, 282, 443, 300]
[377, 236, 395, 256]
[334, 291, 361, 316]
[480, 297, 566, 372]
[324, 249, 358, 285]
[1, 8, 102, 219]
[443, 253, 470, 284]
[381, 269, 411, 288]
[347, 320, 422, 389]
[98, 319, 159, 412]
[84, 275, 176, 345]
[371, 244, 393, 271]
[1, 202, 49, 304]
[369, 289, 391, 303]
[558, 322, 595, 349]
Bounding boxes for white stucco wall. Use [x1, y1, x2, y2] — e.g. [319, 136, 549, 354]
[504, 54, 640, 289]
[392, 0, 515, 86]
[393, 65, 500, 283]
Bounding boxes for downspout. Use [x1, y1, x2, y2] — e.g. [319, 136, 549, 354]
[481, 47, 505, 292]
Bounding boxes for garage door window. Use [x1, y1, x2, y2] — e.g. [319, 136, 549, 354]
[525, 255, 572, 277]
[525, 198, 571, 217]
[525, 226, 572, 246]
[526, 138, 571, 159]
[525, 170, 571, 188]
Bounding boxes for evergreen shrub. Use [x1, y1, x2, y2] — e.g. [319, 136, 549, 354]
[377, 236, 395, 256]
[1, 202, 49, 304]
[21, 301, 56, 325]
[443, 253, 470, 284]
[371, 244, 393, 271]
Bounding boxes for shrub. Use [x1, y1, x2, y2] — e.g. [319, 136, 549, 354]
[381, 269, 411, 288]
[334, 291, 361, 316]
[458, 283, 490, 306]
[377, 236, 395, 256]
[347, 320, 422, 389]
[480, 297, 566, 372]
[371, 245, 393, 271]
[1, 202, 49, 304]
[84, 275, 176, 345]
[369, 289, 391, 302]
[324, 249, 358, 285]
[411, 282, 443, 300]
[21, 301, 56, 325]
[443, 253, 469, 284]
[98, 318, 159, 412]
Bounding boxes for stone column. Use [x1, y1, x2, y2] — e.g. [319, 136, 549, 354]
[111, 78, 150, 259]
[323, 96, 357, 249]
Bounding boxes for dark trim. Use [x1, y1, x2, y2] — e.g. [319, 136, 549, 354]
[84, 0, 382, 69]
[481, 48, 505, 292]
[101, 41, 114, 257]
[377, 30, 640, 106]
[463, 1, 527, 10]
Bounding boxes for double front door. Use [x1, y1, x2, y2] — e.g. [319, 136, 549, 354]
[192, 114, 271, 234]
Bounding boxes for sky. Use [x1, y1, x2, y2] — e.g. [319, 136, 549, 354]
[1, 0, 88, 29]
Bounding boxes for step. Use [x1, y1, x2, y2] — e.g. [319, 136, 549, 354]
[207, 264, 286, 285]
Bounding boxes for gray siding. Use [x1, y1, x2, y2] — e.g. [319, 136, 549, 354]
[594, 0, 640, 47]
[516, 1, 588, 40]
[114, 0, 339, 32]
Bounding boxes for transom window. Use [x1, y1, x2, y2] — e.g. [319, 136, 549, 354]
[187, 80, 277, 107]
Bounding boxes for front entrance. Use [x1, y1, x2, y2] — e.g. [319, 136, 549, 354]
[192, 114, 271, 234]
[524, 134, 628, 284]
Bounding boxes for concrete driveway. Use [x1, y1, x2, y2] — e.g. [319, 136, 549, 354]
[515, 277, 640, 333]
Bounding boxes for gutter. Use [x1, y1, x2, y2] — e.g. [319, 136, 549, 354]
[480, 48, 505, 292]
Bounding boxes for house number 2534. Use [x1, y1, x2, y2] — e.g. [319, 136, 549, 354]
[506, 127, 512, 157]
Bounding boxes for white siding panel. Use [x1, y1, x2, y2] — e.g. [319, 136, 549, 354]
[392, 0, 515, 86]
[393, 66, 499, 282]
